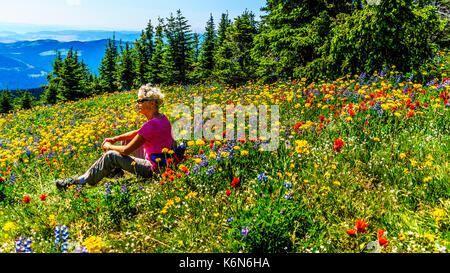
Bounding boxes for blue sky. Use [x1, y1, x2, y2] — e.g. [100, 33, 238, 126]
[0, 0, 267, 32]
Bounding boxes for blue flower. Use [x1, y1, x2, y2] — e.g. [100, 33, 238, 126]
[15, 236, 32, 253]
[104, 183, 112, 199]
[54, 224, 69, 253]
[240, 226, 250, 239]
[257, 173, 268, 183]
[192, 165, 200, 175]
[206, 166, 215, 176]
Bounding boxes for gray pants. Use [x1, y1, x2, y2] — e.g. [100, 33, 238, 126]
[81, 150, 154, 186]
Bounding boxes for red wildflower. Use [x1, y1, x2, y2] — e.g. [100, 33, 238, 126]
[406, 110, 415, 118]
[40, 194, 47, 201]
[23, 196, 31, 204]
[231, 178, 240, 189]
[347, 229, 356, 237]
[333, 138, 345, 152]
[377, 229, 390, 248]
[294, 122, 302, 130]
[320, 115, 325, 122]
[355, 219, 369, 233]
[226, 189, 231, 196]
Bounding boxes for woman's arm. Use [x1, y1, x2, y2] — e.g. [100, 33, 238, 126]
[102, 130, 139, 147]
[102, 133, 146, 156]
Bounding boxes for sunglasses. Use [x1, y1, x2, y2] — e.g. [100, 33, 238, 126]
[137, 98, 153, 104]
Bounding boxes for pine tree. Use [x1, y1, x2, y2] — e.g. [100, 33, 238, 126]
[117, 42, 136, 90]
[217, 11, 231, 47]
[43, 50, 63, 104]
[251, 0, 331, 82]
[99, 35, 119, 93]
[0, 89, 13, 114]
[214, 10, 259, 86]
[149, 17, 166, 85]
[164, 10, 194, 84]
[198, 14, 217, 81]
[192, 33, 200, 64]
[58, 48, 88, 101]
[189, 32, 201, 82]
[20, 90, 33, 110]
[90, 73, 103, 95]
[134, 20, 154, 87]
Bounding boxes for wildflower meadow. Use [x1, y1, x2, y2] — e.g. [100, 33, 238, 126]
[0, 50, 449, 254]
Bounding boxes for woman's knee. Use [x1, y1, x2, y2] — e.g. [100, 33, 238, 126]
[105, 150, 121, 157]
[103, 150, 122, 164]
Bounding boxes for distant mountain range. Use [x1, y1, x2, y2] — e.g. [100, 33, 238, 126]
[0, 29, 144, 90]
[0, 29, 204, 91]
[0, 39, 113, 90]
[0, 30, 142, 43]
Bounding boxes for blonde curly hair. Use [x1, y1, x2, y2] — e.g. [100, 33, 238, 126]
[138, 84, 165, 107]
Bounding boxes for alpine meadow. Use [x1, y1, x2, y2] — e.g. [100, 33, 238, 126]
[0, 0, 449, 254]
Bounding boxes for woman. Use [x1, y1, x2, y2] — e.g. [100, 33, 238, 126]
[56, 84, 174, 189]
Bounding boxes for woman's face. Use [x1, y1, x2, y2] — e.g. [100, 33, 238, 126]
[136, 98, 156, 115]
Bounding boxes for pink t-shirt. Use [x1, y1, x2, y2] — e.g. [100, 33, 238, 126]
[137, 115, 174, 168]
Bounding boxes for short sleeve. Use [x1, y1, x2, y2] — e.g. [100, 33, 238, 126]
[137, 121, 154, 142]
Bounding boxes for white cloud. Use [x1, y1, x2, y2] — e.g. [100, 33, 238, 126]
[28, 71, 48, 78]
[66, 0, 81, 6]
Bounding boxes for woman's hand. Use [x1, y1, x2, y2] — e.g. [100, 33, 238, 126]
[102, 140, 113, 151]
[102, 137, 116, 150]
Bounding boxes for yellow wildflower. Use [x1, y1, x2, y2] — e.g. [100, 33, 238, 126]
[185, 191, 198, 199]
[82, 236, 104, 253]
[295, 140, 309, 155]
[432, 208, 445, 223]
[240, 150, 249, 156]
[3, 221, 16, 232]
[195, 139, 205, 146]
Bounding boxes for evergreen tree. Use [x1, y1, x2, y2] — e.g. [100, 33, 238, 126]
[117, 42, 136, 90]
[134, 20, 154, 87]
[90, 73, 103, 95]
[197, 14, 217, 81]
[214, 10, 259, 86]
[326, 0, 444, 78]
[99, 35, 119, 93]
[217, 11, 232, 47]
[164, 10, 194, 84]
[19, 90, 33, 110]
[43, 50, 63, 104]
[59, 48, 88, 101]
[192, 33, 200, 64]
[252, 0, 331, 82]
[149, 17, 166, 85]
[189, 32, 201, 82]
[0, 89, 13, 114]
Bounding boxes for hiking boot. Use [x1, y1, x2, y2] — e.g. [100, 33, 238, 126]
[107, 168, 124, 178]
[55, 176, 78, 190]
